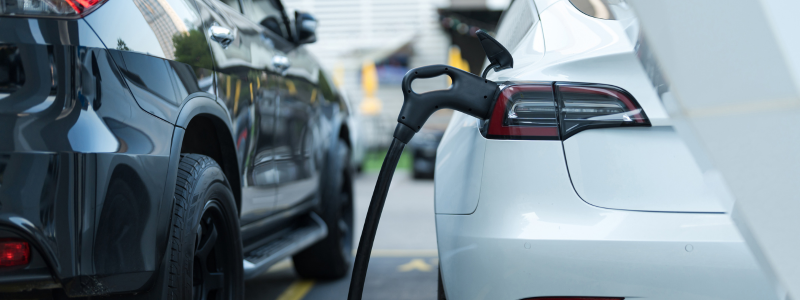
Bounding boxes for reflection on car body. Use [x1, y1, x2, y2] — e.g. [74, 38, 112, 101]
[0, 0, 354, 298]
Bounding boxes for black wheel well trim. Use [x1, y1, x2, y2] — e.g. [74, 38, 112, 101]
[336, 120, 353, 195]
[338, 120, 352, 150]
[171, 96, 241, 212]
[155, 96, 242, 281]
[318, 118, 353, 207]
[174, 93, 232, 130]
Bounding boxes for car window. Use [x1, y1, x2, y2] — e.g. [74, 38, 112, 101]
[494, 0, 537, 52]
[241, 0, 289, 40]
[219, 0, 242, 13]
[569, 0, 615, 20]
[318, 69, 338, 104]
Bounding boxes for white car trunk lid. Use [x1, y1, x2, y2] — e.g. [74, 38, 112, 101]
[562, 126, 724, 213]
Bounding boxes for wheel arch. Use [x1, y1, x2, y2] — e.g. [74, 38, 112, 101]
[338, 121, 352, 150]
[336, 121, 354, 196]
[316, 117, 354, 209]
[170, 96, 242, 215]
[148, 96, 243, 299]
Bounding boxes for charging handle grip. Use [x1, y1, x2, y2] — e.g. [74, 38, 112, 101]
[394, 65, 499, 142]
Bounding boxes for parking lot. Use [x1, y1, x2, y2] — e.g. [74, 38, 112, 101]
[245, 171, 439, 300]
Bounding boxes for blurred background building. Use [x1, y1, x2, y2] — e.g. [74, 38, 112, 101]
[133, 0, 189, 60]
[283, 0, 508, 152]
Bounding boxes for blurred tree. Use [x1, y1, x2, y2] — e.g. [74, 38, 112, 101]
[116, 39, 130, 51]
[173, 29, 213, 71]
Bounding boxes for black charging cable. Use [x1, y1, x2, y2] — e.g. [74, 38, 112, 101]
[347, 64, 500, 300]
[347, 135, 404, 299]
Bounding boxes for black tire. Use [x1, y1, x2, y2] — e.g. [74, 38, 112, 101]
[292, 140, 354, 279]
[438, 266, 447, 300]
[412, 170, 433, 179]
[157, 154, 244, 300]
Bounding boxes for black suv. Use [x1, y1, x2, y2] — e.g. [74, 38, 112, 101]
[0, 0, 354, 299]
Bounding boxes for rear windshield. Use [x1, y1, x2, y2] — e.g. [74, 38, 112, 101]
[495, 0, 537, 52]
[569, 0, 616, 20]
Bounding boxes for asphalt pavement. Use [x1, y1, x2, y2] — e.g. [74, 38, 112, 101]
[244, 170, 439, 300]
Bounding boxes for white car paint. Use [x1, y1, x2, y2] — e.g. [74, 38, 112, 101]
[434, 0, 781, 299]
[563, 127, 723, 213]
[629, 0, 800, 295]
[490, 0, 721, 213]
[435, 113, 487, 215]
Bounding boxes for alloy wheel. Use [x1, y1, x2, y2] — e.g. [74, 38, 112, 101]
[193, 201, 231, 300]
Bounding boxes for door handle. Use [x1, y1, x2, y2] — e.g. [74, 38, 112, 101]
[272, 55, 291, 73]
[209, 25, 234, 49]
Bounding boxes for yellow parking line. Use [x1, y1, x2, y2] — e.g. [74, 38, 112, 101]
[270, 250, 437, 299]
[266, 259, 293, 272]
[397, 258, 433, 272]
[352, 249, 439, 257]
[276, 280, 314, 300]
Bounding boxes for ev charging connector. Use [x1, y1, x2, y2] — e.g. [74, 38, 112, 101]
[348, 30, 513, 300]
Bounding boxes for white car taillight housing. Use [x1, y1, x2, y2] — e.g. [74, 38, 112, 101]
[483, 82, 650, 140]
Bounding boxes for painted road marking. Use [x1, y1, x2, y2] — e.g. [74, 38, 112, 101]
[276, 280, 314, 300]
[397, 258, 433, 272]
[352, 249, 438, 257]
[269, 251, 439, 300]
[266, 259, 293, 272]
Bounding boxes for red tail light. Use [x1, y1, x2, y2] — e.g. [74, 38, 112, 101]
[484, 82, 649, 140]
[0, 0, 107, 18]
[487, 84, 560, 140]
[64, 0, 103, 14]
[0, 238, 30, 267]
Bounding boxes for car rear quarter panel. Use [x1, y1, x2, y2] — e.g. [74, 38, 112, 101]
[84, 0, 218, 125]
[0, 17, 174, 295]
[434, 112, 486, 215]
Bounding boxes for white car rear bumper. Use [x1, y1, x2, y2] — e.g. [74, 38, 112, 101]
[437, 211, 779, 300]
[435, 139, 781, 300]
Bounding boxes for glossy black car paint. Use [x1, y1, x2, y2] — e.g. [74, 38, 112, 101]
[0, 0, 351, 297]
[0, 16, 174, 295]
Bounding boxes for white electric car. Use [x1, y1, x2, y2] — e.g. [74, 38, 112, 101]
[435, 0, 783, 299]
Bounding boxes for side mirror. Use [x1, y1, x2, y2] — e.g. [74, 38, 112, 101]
[476, 30, 513, 78]
[294, 11, 317, 45]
